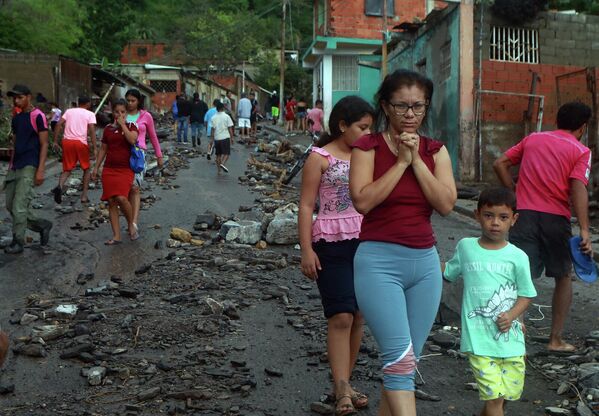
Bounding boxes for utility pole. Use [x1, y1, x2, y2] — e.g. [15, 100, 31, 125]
[242, 60, 246, 93]
[381, 0, 388, 79]
[278, 0, 287, 126]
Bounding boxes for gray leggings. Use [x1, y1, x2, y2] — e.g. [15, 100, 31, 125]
[354, 241, 442, 391]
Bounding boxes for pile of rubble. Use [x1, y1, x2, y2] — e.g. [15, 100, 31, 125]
[5, 243, 296, 414]
[528, 332, 599, 415]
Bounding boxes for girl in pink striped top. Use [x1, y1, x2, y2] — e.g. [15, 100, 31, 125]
[298, 96, 374, 415]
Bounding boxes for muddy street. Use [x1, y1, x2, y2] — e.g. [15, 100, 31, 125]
[0, 132, 598, 415]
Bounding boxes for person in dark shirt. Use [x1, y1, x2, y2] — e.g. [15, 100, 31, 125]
[190, 92, 208, 148]
[36, 92, 48, 103]
[4, 84, 53, 254]
[176, 94, 191, 144]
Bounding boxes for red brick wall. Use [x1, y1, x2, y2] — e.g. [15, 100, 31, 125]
[120, 42, 166, 64]
[480, 60, 595, 125]
[326, 0, 426, 39]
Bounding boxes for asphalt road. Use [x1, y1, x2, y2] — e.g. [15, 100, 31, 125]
[0, 133, 597, 415]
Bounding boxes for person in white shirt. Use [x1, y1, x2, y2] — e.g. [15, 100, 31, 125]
[209, 102, 234, 173]
[237, 93, 252, 140]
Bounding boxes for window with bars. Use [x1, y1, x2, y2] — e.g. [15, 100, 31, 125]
[332, 56, 358, 91]
[440, 41, 451, 82]
[490, 26, 539, 64]
[365, 0, 395, 17]
[150, 80, 177, 93]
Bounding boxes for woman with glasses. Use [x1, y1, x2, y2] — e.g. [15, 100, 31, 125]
[349, 69, 457, 415]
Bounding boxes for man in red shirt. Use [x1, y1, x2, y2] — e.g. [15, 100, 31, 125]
[494, 101, 592, 352]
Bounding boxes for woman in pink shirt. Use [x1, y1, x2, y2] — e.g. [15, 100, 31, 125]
[298, 96, 374, 415]
[125, 89, 164, 235]
[307, 99, 324, 136]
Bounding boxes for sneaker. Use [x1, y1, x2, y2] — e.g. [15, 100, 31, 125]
[52, 186, 62, 204]
[207, 154, 211, 160]
[220, 164, 229, 173]
[4, 241, 24, 254]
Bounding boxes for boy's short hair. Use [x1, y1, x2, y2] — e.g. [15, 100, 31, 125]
[78, 96, 90, 105]
[477, 187, 517, 211]
[315, 99, 323, 106]
[216, 102, 225, 111]
[213, 99, 220, 106]
[557, 101, 592, 131]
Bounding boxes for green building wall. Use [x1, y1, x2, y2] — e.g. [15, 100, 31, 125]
[332, 58, 381, 108]
[387, 6, 461, 176]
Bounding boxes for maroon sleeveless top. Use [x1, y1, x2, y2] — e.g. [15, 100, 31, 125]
[352, 133, 444, 249]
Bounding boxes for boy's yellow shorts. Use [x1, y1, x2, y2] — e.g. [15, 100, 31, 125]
[468, 354, 526, 401]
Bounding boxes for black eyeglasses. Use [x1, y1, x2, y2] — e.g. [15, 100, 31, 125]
[388, 101, 428, 116]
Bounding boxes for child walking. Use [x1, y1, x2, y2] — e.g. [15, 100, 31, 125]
[443, 187, 537, 416]
[209, 101, 234, 173]
[298, 96, 374, 416]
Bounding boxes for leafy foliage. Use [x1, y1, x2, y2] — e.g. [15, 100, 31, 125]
[0, 0, 84, 55]
[0, 0, 313, 64]
[253, 52, 312, 101]
[548, 0, 599, 14]
[491, 0, 548, 24]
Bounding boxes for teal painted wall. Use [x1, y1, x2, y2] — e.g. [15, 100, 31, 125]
[387, 6, 461, 177]
[332, 64, 380, 108]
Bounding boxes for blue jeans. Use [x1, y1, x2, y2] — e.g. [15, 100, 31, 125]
[354, 241, 442, 391]
[190, 122, 204, 143]
[177, 117, 189, 142]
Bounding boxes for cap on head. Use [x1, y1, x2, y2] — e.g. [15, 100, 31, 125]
[78, 96, 91, 105]
[7, 84, 31, 97]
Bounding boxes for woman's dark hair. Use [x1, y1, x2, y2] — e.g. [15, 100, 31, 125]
[316, 95, 375, 147]
[110, 98, 127, 123]
[374, 69, 434, 131]
[556, 101, 592, 131]
[112, 98, 127, 110]
[125, 88, 144, 110]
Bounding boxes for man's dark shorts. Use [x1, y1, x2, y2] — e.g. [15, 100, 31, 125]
[509, 210, 572, 279]
[214, 139, 231, 156]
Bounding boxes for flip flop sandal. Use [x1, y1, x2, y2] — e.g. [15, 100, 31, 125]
[104, 239, 122, 245]
[350, 391, 368, 408]
[130, 223, 140, 241]
[568, 236, 598, 283]
[335, 394, 357, 416]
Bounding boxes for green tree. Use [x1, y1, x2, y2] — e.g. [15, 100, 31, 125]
[254, 51, 312, 101]
[549, 0, 599, 14]
[75, 0, 137, 61]
[0, 0, 84, 55]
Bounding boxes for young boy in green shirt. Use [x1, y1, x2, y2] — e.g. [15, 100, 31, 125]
[443, 187, 537, 416]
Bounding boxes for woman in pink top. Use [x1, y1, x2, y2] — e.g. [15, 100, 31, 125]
[307, 99, 324, 135]
[298, 96, 374, 415]
[125, 89, 164, 235]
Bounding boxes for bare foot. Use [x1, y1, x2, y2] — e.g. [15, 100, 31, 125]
[547, 341, 576, 352]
